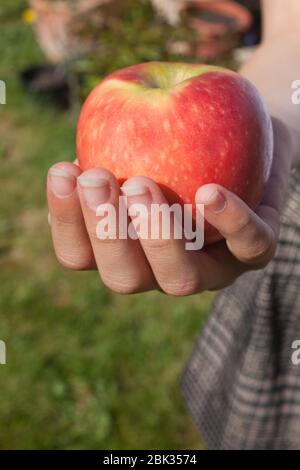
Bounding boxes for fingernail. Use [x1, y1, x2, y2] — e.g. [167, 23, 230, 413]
[197, 187, 227, 213]
[49, 168, 76, 198]
[121, 184, 152, 212]
[121, 184, 148, 197]
[78, 175, 110, 209]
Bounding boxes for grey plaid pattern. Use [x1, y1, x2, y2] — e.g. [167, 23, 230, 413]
[181, 166, 300, 450]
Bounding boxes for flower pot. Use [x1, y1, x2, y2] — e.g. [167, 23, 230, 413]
[20, 65, 71, 108]
[186, 0, 253, 59]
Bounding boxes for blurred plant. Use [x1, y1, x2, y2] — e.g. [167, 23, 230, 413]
[22, 0, 199, 105]
[150, 0, 186, 25]
[26, 0, 193, 63]
[74, 0, 199, 97]
[28, 0, 113, 63]
[22, 1, 240, 109]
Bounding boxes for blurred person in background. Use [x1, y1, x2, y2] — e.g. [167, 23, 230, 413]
[47, 0, 300, 449]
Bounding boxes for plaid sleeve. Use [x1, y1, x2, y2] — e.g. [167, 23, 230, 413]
[181, 166, 300, 450]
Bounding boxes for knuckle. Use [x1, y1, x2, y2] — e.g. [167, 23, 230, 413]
[254, 237, 275, 259]
[248, 236, 276, 268]
[54, 215, 80, 226]
[102, 275, 143, 295]
[86, 226, 101, 243]
[230, 212, 253, 236]
[230, 230, 277, 268]
[56, 254, 90, 271]
[87, 226, 117, 246]
[161, 276, 200, 297]
[144, 237, 171, 252]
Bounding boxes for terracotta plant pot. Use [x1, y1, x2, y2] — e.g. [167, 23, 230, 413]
[186, 0, 253, 59]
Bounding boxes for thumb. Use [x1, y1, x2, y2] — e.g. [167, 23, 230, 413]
[196, 184, 277, 267]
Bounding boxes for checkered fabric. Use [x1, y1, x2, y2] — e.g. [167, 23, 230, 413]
[181, 166, 300, 450]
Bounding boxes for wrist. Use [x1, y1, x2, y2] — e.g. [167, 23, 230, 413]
[262, 0, 300, 44]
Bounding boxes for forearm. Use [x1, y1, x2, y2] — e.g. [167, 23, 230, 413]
[262, 0, 300, 42]
[239, 0, 300, 166]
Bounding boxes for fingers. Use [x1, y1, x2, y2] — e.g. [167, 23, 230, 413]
[121, 176, 207, 296]
[196, 184, 277, 267]
[48, 156, 283, 294]
[47, 162, 96, 270]
[77, 168, 156, 294]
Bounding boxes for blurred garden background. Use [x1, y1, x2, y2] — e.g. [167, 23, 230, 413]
[0, 0, 259, 450]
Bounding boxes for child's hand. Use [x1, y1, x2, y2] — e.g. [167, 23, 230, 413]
[47, 119, 292, 296]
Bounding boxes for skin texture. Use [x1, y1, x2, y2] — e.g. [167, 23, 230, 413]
[47, 0, 299, 296]
[77, 63, 273, 243]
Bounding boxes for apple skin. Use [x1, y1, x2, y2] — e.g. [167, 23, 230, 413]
[77, 62, 273, 244]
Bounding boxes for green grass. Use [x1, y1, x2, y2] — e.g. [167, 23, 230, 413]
[0, 0, 214, 449]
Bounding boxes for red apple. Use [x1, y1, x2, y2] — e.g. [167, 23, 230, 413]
[77, 61, 273, 244]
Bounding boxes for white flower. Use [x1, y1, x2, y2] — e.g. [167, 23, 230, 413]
[150, 0, 186, 25]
